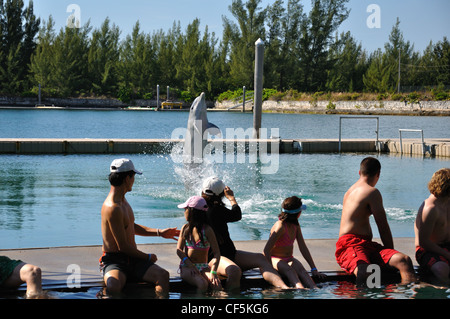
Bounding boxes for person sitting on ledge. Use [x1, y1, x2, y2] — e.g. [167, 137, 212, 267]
[335, 157, 417, 286]
[264, 196, 326, 289]
[99, 158, 180, 297]
[0, 256, 44, 298]
[176, 196, 222, 292]
[415, 168, 450, 286]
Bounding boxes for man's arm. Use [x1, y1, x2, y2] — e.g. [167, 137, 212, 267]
[370, 189, 394, 249]
[134, 224, 180, 240]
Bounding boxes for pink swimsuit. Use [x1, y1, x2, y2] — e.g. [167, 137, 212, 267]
[271, 223, 298, 262]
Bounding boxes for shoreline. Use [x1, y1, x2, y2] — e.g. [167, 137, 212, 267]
[1, 97, 449, 116]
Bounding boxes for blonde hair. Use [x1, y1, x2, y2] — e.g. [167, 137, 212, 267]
[428, 168, 450, 198]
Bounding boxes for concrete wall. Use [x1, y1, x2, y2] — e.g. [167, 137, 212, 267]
[1, 138, 448, 157]
[216, 100, 450, 115]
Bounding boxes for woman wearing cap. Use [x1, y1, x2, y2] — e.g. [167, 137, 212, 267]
[201, 176, 289, 291]
[264, 196, 325, 289]
[176, 196, 222, 292]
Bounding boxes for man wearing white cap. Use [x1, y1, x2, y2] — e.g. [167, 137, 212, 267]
[100, 158, 180, 297]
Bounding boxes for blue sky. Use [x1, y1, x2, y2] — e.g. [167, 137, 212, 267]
[32, 0, 449, 53]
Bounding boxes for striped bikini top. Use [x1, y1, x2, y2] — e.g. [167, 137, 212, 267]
[185, 227, 210, 251]
[274, 222, 298, 247]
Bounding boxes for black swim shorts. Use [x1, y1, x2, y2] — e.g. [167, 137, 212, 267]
[99, 252, 154, 282]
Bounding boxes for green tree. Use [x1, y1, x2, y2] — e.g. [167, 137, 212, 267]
[29, 16, 55, 94]
[363, 49, 390, 92]
[0, 0, 40, 94]
[264, 0, 305, 91]
[118, 21, 157, 98]
[383, 18, 416, 91]
[419, 37, 450, 87]
[88, 18, 121, 96]
[298, 0, 350, 92]
[327, 31, 367, 92]
[224, 0, 267, 88]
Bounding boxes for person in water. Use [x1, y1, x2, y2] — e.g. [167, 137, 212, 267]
[100, 158, 180, 297]
[201, 176, 289, 290]
[335, 157, 417, 286]
[264, 196, 325, 288]
[0, 256, 44, 298]
[414, 168, 450, 285]
[176, 196, 221, 292]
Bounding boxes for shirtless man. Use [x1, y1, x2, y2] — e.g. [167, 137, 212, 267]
[335, 157, 416, 286]
[100, 158, 179, 296]
[414, 168, 450, 285]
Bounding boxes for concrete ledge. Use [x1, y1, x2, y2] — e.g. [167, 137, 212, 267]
[0, 238, 417, 294]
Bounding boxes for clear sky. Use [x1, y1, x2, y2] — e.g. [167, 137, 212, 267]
[32, 0, 449, 54]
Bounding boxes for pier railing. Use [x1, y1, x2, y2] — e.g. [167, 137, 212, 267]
[339, 116, 380, 153]
[399, 129, 425, 155]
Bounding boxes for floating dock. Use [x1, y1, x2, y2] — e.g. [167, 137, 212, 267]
[0, 138, 449, 157]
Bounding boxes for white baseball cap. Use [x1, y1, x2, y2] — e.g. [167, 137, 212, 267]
[202, 176, 225, 196]
[110, 158, 142, 175]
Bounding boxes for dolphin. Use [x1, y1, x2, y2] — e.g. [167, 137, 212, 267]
[183, 92, 220, 163]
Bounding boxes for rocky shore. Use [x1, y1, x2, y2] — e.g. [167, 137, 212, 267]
[1, 96, 449, 116]
[215, 99, 450, 116]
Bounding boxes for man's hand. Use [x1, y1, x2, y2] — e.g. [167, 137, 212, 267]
[160, 227, 180, 240]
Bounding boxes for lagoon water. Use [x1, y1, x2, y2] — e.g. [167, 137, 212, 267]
[0, 109, 449, 249]
[1, 108, 449, 139]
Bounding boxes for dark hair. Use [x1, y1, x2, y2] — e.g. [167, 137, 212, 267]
[202, 192, 225, 207]
[360, 157, 381, 177]
[108, 171, 135, 186]
[279, 196, 302, 225]
[183, 207, 208, 245]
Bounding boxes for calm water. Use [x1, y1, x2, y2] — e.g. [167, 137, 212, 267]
[0, 108, 449, 139]
[0, 109, 449, 300]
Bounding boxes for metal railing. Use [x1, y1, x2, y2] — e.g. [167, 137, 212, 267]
[227, 86, 254, 112]
[399, 129, 425, 155]
[339, 116, 380, 153]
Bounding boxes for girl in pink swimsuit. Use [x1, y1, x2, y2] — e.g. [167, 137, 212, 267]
[176, 196, 222, 292]
[263, 196, 325, 289]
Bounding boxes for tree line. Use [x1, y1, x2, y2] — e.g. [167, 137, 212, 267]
[0, 0, 449, 102]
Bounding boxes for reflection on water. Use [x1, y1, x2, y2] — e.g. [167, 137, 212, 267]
[5, 280, 448, 300]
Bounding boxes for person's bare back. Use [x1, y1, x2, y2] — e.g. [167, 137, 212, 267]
[339, 179, 378, 239]
[335, 157, 416, 285]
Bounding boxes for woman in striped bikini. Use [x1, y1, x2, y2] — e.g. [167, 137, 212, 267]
[176, 196, 222, 292]
[264, 196, 325, 289]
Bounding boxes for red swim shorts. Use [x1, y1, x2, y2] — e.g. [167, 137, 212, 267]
[335, 234, 399, 274]
[415, 243, 450, 272]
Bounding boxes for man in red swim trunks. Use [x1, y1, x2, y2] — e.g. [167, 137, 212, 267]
[335, 157, 417, 286]
[414, 168, 450, 285]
